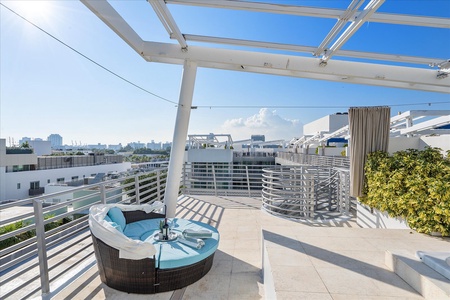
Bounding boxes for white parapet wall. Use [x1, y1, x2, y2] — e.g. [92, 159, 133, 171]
[388, 135, 450, 155]
[187, 149, 233, 163]
[420, 135, 450, 154]
[357, 202, 410, 229]
[388, 137, 420, 154]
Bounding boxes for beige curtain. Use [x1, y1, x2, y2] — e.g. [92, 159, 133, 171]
[349, 106, 391, 198]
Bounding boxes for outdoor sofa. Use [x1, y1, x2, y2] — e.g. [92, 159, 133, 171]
[89, 202, 219, 294]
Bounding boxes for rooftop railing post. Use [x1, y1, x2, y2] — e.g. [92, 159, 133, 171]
[328, 168, 332, 210]
[182, 163, 186, 195]
[33, 199, 50, 295]
[246, 166, 251, 197]
[100, 184, 106, 204]
[134, 175, 141, 205]
[156, 170, 161, 201]
[212, 164, 217, 196]
[344, 170, 350, 215]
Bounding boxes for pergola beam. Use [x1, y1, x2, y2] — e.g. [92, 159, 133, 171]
[317, 125, 349, 143]
[148, 0, 187, 50]
[166, 0, 450, 28]
[400, 115, 450, 135]
[183, 34, 443, 66]
[314, 0, 364, 57]
[81, 0, 450, 93]
[321, 0, 385, 63]
[81, 0, 144, 53]
[141, 41, 450, 93]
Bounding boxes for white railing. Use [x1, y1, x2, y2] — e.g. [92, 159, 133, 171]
[277, 152, 350, 168]
[0, 168, 167, 299]
[261, 166, 351, 219]
[1, 162, 354, 298]
[181, 162, 266, 197]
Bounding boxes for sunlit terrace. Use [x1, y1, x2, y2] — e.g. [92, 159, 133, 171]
[1, 162, 449, 299]
[1, 0, 449, 299]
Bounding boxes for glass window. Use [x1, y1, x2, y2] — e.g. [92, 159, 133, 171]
[30, 181, 40, 189]
[72, 176, 79, 181]
[17, 183, 21, 189]
[57, 177, 65, 183]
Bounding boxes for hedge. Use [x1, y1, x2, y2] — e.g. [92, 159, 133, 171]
[359, 147, 450, 236]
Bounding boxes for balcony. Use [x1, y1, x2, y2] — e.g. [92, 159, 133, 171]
[1, 165, 449, 299]
[28, 187, 45, 196]
[6, 148, 33, 154]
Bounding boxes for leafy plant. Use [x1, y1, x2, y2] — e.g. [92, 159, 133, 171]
[0, 215, 70, 250]
[360, 147, 450, 236]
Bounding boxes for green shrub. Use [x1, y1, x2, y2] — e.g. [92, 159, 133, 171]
[360, 147, 450, 236]
[0, 215, 70, 250]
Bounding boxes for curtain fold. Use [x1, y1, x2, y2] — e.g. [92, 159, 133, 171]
[349, 106, 391, 198]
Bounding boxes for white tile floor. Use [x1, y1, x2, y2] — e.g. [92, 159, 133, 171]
[14, 195, 450, 300]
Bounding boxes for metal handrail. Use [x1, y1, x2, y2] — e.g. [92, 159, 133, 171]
[1, 162, 354, 298]
[0, 168, 168, 299]
[261, 165, 351, 219]
[181, 163, 265, 197]
[277, 152, 350, 168]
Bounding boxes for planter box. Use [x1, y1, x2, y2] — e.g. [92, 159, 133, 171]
[357, 202, 410, 229]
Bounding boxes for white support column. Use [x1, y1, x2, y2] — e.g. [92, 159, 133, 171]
[164, 60, 197, 217]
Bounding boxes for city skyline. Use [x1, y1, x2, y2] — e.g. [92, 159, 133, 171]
[1, 1, 449, 145]
[8, 135, 173, 149]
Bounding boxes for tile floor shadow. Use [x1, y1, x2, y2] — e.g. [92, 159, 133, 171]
[263, 229, 420, 295]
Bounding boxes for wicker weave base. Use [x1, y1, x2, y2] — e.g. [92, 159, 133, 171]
[91, 210, 215, 294]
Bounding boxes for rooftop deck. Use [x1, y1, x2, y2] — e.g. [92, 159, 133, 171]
[4, 195, 449, 300]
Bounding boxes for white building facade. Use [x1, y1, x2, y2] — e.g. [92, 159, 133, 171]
[0, 139, 131, 202]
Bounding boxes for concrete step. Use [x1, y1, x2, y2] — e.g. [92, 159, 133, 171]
[385, 250, 450, 300]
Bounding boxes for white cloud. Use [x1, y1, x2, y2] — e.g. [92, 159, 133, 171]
[219, 108, 303, 141]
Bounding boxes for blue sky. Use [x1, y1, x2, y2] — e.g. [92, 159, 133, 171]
[1, 0, 449, 146]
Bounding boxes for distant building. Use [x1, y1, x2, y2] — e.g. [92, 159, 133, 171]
[251, 135, 265, 142]
[128, 142, 146, 149]
[87, 143, 107, 150]
[108, 144, 122, 151]
[0, 138, 131, 202]
[47, 134, 63, 148]
[303, 112, 349, 136]
[19, 137, 32, 144]
[147, 140, 162, 150]
[162, 142, 172, 151]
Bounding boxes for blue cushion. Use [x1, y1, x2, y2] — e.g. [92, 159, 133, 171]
[104, 215, 112, 223]
[106, 216, 219, 269]
[157, 219, 219, 269]
[107, 207, 126, 231]
[123, 219, 161, 240]
[109, 221, 123, 233]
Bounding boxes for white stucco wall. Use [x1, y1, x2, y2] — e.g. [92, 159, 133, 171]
[419, 135, 450, 153]
[386, 135, 449, 155]
[357, 202, 410, 229]
[29, 140, 52, 156]
[187, 149, 233, 163]
[2, 162, 131, 201]
[303, 114, 348, 136]
[323, 147, 346, 156]
[388, 137, 420, 154]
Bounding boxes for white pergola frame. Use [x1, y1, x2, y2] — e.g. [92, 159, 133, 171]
[80, 0, 450, 216]
[290, 110, 450, 148]
[82, 0, 450, 93]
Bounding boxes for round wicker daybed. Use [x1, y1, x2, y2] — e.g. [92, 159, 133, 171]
[89, 203, 219, 294]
